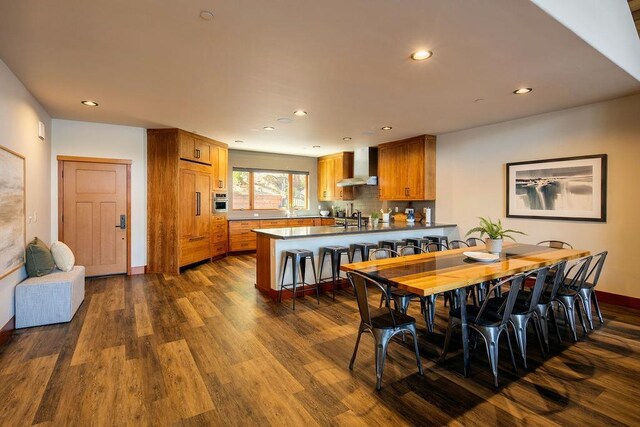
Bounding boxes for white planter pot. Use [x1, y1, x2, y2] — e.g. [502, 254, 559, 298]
[485, 238, 503, 254]
[372, 218, 380, 227]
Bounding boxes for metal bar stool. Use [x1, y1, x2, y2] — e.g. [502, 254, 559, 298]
[279, 249, 319, 310]
[378, 239, 407, 255]
[318, 246, 349, 301]
[349, 242, 378, 263]
[405, 237, 430, 254]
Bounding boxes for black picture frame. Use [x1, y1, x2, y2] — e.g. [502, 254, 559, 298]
[506, 154, 607, 222]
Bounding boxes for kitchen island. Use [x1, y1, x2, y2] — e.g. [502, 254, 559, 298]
[253, 222, 457, 299]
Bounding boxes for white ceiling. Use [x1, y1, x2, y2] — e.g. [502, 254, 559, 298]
[0, 0, 638, 156]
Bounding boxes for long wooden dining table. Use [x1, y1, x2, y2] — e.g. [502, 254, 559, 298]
[340, 242, 590, 376]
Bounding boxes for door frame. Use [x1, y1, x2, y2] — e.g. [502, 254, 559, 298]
[57, 156, 133, 275]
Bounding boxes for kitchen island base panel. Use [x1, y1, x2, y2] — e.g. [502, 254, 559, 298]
[255, 227, 454, 300]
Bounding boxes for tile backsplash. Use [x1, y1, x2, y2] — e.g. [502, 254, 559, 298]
[318, 185, 436, 221]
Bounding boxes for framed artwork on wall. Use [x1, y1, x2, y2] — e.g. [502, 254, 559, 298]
[0, 145, 26, 278]
[506, 154, 607, 222]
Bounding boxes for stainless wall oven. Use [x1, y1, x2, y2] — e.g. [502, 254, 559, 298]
[213, 193, 228, 213]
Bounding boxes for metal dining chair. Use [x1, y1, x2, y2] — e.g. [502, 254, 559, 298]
[537, 240, 574, 249]
[448, 240, 469, 249]
[554, 256, 592, 341]
[466, 237, 485, 247]
[399, 244, 425, 256]
[567, 251, 608, 329]
[484, 266, 550, 368]
[347, 271, 424, 390]
[442, 273, 523, 387]
[533, 260, 567, 352]
[426, 242, 448, 252]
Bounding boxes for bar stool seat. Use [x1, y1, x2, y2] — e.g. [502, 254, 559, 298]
[405, 237, 431, 254]
[379, 239, 406, 255]
[279, 249, 319, 310]
[318, 246, 350, 301]
[349, 242, 378, 263]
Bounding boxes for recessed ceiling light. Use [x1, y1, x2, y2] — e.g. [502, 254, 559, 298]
[277, 117, 292, 123]
[199, 10, 214, 20]
[293, 110, 307, 116]
[342, 137, 352, 141]
[312, 145, 321, 148]
[411, 50, 433, 61]
[81, 100, 98, 107]
[381, 126, 392, 130]
[513, 87, 532, 95]
[263, 126, 275, 131]
[235, 140, 244, 143]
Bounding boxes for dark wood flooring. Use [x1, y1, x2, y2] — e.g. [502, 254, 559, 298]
[1, 254, 639, 426]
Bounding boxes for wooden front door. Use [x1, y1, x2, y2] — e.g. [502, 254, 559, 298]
[60, 159, 129, 276]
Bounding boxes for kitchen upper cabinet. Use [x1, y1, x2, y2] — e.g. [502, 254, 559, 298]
[377, 135, 435, 201]
[317, 152, 354, 201]
[213, 144, 228, 191]
[180, 133, 212, 165]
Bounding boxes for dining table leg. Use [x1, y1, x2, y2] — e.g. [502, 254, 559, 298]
[459, 286, 469, 377]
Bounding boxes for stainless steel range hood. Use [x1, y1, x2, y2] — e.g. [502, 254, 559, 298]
[336, 147, 378, 187]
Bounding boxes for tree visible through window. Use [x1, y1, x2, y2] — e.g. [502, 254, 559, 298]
[232, 169, 308, 210]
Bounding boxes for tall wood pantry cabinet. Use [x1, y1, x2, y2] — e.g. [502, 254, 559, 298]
[377, 134, 436, 201]
[147, 128, 229, 274]
[317, 152, 354, 201]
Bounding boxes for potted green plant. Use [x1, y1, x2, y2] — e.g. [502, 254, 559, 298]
[370, 211, 380, 227]
[465, 217, 526, 253]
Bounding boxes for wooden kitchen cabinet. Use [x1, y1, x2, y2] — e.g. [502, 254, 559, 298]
[147, 128, 229, 273]
[180, 133, 212, 165]
[228, 220, 259, 252]
[212, 145, 228, 191]
[317, 152, 354, 201]
[377, 135, 436, 201]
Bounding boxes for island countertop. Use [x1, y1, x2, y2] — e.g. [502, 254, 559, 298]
[252, 222, 457, 239]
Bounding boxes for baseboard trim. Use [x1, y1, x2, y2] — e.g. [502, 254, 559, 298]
[596, 290, 640, 310]
[261, 279, 350, 301]
[0, 316, 15, 347]
[130, 266, 146, 275]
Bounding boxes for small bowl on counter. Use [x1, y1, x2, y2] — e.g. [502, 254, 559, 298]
[320, 210, 330, 217]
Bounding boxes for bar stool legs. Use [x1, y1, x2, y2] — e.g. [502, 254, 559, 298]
[279, 249, 319, 310]
[319, 246, 349, 301]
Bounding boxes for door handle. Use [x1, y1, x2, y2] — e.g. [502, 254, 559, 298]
[196, 192, 201, 216]
[116, 214, 126, 229]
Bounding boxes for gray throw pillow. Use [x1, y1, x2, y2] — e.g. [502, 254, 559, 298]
[25, 237, 55, 277]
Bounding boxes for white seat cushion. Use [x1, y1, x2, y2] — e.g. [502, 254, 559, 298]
[50, 241, 75, 272]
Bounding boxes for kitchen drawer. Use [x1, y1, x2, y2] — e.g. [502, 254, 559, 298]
[179, 236, 211, 266]
[211, 230, 227, 243]
[212, 214, 227, 223]
[229, 220, 259, 231]
[320, 218, 335, 226]
[260, 219, 289, 228]
[213, 222, 227, 232]
[211, 242, 227, 257]
[288, 219, 314, 226]
[229, 240, 256, 252]
[229, 231, 256, 242]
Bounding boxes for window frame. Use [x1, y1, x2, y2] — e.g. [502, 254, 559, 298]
[232, 168, 309, 211]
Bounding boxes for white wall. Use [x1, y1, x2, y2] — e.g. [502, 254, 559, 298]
[437, 93, 640, 298]
[228, 149, 319, 218]
[0, 59, 52, 326]
[51, 120, 146, 268]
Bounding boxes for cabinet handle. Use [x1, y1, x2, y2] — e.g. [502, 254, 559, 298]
[196, 192, 201, 216]
[340, 190, 343, 197]
[218, 179, 223, 188]
[195, 148, 201, 159]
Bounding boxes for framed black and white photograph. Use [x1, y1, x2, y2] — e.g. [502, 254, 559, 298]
[506, 154, 607, 222]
